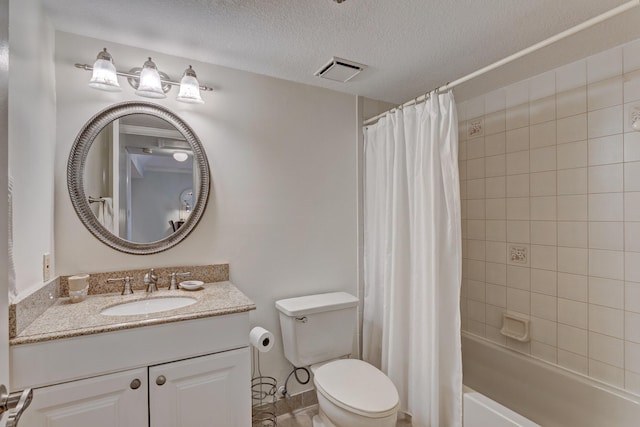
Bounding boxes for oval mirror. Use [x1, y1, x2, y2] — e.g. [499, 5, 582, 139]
[68, 102, 210, 254]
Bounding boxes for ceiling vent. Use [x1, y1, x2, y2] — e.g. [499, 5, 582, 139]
[314, 57, 366, 82]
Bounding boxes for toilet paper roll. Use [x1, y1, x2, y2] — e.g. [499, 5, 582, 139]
[249, 327, 274, 353]
[68, 274, 89, 291]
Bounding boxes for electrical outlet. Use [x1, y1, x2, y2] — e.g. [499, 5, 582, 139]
[43, 253, 51, 281]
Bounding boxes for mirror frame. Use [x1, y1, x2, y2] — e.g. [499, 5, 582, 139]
[67, 101, 210, 255]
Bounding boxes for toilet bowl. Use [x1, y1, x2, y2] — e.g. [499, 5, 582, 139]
[310, 359, 399, 427]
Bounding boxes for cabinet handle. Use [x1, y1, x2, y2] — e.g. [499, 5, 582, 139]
[156, 375, 166, 386]
[130, 379, 141, 390]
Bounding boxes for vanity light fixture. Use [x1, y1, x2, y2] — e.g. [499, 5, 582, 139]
[173, 151, 189, 162]
[76, 48, 213, 103]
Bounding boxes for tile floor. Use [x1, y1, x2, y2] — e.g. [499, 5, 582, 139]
[276, 405, 412, 427]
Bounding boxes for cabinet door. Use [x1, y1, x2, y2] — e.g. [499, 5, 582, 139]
[150, 347, 250, 427]
[18, 367, 148, 427]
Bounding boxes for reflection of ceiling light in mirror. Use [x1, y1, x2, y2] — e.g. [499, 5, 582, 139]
[173, 152, 189, 162]
[177, 66, 204, 104]
[88, 48, 121, 92]
[135, 57, 166, 99]
[142, 147, 153, 154]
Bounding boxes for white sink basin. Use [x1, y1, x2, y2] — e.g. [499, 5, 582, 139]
[101, 297, 197, 316]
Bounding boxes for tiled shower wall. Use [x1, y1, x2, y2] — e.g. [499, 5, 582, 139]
[458, 38, 640, 395]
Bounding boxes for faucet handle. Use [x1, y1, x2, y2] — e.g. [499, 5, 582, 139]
[169, 271, 191, 290]
[107, 276, 134, 295]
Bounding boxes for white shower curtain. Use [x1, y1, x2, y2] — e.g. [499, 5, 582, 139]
[363, 91, 462, 427]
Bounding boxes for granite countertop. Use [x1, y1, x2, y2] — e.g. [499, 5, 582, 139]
[10, 281, 256, 346]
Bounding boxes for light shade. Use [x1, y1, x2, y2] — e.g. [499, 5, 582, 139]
[88, 48, 121, 92]
[135, 57, 166, 99]
[173, 151, 189, 162]
[177, 65, 204, 104]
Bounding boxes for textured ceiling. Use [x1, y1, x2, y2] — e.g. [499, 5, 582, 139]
[43, 0, 640, 104]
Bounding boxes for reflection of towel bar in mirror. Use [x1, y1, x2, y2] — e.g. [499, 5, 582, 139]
[88, 196, 106, 204]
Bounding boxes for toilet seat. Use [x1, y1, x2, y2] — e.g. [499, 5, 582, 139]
[313, 359, 399, 418]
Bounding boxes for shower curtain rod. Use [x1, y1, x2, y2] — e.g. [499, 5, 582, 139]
[363, 0, 640, 126]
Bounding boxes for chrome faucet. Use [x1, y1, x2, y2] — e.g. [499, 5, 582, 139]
[169, 271, 191, 290]
[143, 268, 158, 293]
[107, 276, 134, 295]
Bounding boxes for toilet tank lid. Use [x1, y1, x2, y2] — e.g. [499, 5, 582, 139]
[275, 292, 358, 316]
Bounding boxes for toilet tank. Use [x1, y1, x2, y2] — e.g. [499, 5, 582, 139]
[275, 292, 358, 368]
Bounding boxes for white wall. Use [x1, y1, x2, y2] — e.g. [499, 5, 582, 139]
[8, 0, 56, 301]
[53, 32, 358, 393]
[1, 0, 10, 387]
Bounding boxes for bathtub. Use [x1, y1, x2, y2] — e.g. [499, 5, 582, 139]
[462, 333, 640, 427]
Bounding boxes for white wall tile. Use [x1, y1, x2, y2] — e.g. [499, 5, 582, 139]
[626, 311, 640, 344]
[589, 359, 624, 388]
[530, 96, 555, 124]
[485, 132, 506, 156]
[459, 140, 468, 161]
[507, 220, 530, 243]
[530, 71, 556, 101]
[588, 222, 623, 251]
[465, 259, 485, 281]
[486, 283, 507, 307]
[531, 221, 557, 245]
[486, 241, 506, 264]
[623, 102, 640, 133]
[486, 198, 506, 220]
[507, 287, 530, 314]
[485, 176, 506, 199]
[486, 304, 505, 328]
[459, 161, 467, 181]
[625, 222, 640, 252]
[558, 195, 588, 221]
[626, 252, 640, 282]
[506, 174, 529, 197]
[558, 323, 588, 355]
[531, 294, 557, 321]
[558, 349, 588, 374]
[556, 86, 586, 119]
[624, 71, 640, 103]
[531, 196, 556, 221]
[589, 277, 624, 309]
[624, 162, 640, 192]
[588, 76, 623, 111]
[531, 268, 557, 296]
[506, 151, 530, 175]
[624, 192, 640, 221]
[589, 249, 624, 280]
[557, 247, 589, 275]
[557, 140, 587, 170]
[626, 281, 640, 313]
[624, 39, 640, 73]
[485, 326, 506, 345]
[467, 240, 485, 260]
[507, 265, 530, 290]
[532, 340, 557, 364]
[558, 168, 587, 195]
[485, 154, 506, 177]
[530, 121, 557, 148]
[506, 127, 529, 153]
[506, 80, 530, 108]
[626, 341, 640, 373]
[588, 164, 623, 193]
[589, 193, 623, 221]
[467, 319, 485, 336]
[557, 114, 587, 144]
[589, 332, 624, 368]
[486, 220, 506, 242]
[588, 134, 623, 166]
[556, 60, 587, 92]
[589, 305, 624, 338]
[558, 299, 588, 329]
[506, 337, 531, 354]
[467, 158, 485, 180]
[505, 104, 529, 130]
[467, 178, 485, 199]
[530, 146, 556, 172]
[468, 299, 486, 322]
[531, 244, 557, 270]
[467, 219, 485, 240]
[587, 47, 622, 84]
[558, 272, 588, 301]
[625, 129, 640, 162]
[531, 317, 557, 347]
[485, 89, 506, 114]
[588, 105, 623, 138]
[467, 138, 485, 159]
[485, 111, 506, 135]
[558, 221, 588, 248]
[531, 171, 556, 197]
[626, 370, 640, 394]
[507, 197, 530, 220]
[467, 279, 486, 302]
[486, 262, 507, 286]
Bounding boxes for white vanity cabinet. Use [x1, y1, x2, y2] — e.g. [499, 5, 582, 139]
[11, 312, 253, 427]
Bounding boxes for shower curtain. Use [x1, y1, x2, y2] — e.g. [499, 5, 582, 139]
[363, 91, 462, 427]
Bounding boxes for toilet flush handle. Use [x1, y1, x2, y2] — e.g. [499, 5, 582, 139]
[295, 316, 308, 323]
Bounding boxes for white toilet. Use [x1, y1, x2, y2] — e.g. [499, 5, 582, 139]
[276, 292, 399, 427]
